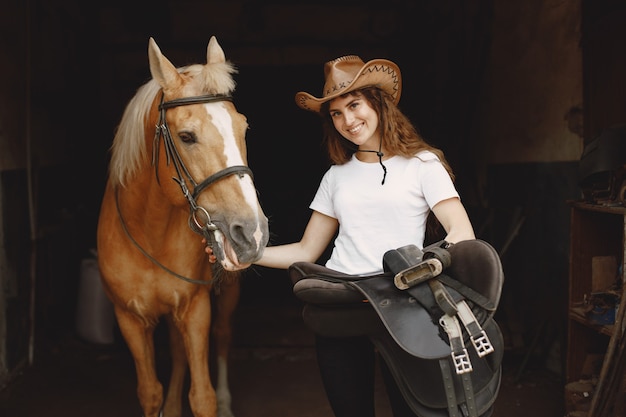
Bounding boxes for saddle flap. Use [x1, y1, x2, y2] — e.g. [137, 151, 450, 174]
[347, 276, 453, 359]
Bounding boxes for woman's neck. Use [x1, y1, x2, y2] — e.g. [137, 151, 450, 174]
[354, 146, 390, 184]
[355, 150, 380, 163]
[355, 145, 393, 162]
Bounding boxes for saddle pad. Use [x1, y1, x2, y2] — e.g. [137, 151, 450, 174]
[373, 318, 504, 416]
[301, 303, 503, 416]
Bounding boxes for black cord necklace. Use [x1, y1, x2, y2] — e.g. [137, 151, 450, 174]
[356, 141, 387, 185]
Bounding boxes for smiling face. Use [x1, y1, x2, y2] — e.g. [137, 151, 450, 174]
[328, 92, 381, 152]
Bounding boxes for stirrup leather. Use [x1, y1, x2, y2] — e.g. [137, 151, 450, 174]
[440, 314, 473, 374]
[456, 300, 494, 357]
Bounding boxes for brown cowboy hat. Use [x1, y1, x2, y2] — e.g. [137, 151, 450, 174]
[295, 55, 402, 113]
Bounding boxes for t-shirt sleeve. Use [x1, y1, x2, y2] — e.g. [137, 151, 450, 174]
[418, 154, 460, 209]
[309, 168, 337, 218]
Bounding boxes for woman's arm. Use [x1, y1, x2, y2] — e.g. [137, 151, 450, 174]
[431, 197, 475, 244]
[204, 210, 339, 269]
[254, 210, 339, 269]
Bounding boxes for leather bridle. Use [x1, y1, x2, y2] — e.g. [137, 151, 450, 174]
[115, 92, 253, 285]
[153, 92, 253, 246]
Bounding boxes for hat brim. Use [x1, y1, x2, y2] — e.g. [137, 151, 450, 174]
[295, 59, 402, 113]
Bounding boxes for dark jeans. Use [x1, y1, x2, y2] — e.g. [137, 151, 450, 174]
[315, 334, 417, 417]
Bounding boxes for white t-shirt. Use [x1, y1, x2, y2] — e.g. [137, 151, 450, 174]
[310, 151, 459, 275]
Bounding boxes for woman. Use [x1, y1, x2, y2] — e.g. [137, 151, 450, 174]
[208, 55, 476, 417]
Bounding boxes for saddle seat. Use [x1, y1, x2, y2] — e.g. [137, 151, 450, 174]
[289, 239, 505, 417]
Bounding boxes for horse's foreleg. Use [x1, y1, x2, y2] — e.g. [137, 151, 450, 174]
[163, 316, 187, 417]
[211, 274, 241, 417]
[115, 307, 163, 417]
[183, 290, 217, 417]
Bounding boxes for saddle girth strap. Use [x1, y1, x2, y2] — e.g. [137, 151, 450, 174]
[439, 358, 479, 417]
[439, 359, 459, 417]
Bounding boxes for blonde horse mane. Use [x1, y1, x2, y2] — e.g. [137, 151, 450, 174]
[108, 61, 238, 187]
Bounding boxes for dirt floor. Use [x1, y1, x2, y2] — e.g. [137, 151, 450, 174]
[0, 301, 564, 417]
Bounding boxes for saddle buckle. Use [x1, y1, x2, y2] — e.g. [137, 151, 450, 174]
[471, 330, 494, 357]
[452, 348, 473, 374]
[456, 300, 494, 358]
[440, 314, 473, 375]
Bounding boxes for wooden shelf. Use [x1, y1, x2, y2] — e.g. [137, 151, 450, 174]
[565, 200, 626, 416]
[569, 305, 614, 337]
[566, 200, 625, 383]
[568, 200, 626, 215]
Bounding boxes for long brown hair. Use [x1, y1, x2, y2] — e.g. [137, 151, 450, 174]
[318, 86, 454, 181]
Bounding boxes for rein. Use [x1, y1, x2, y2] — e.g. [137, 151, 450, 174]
[116, 92, 254, 285]
[115, 187, 210, 285]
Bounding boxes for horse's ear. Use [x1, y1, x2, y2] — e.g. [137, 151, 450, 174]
[148, 37, 183, 92]
[206, 36, 226, 65]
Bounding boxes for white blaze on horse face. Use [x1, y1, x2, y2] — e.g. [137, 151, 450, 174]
[206, 102, 257, 202]
[200, 102, 266, 269]
[205, 102, 264, 241]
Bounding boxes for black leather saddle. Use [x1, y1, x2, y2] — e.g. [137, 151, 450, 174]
[289, 239, 504, 417]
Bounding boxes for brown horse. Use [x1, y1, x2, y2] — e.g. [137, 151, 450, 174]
[96, 37, 269, 417]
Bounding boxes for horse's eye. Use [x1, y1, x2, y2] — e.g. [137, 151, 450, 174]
[179, 132, 196, 144]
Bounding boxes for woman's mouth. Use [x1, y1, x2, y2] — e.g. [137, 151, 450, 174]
[347, 123, 363, 135]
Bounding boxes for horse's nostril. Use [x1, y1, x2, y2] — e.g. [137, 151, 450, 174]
[227, 218, 268, 259]
[229, 222, 252, 248]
